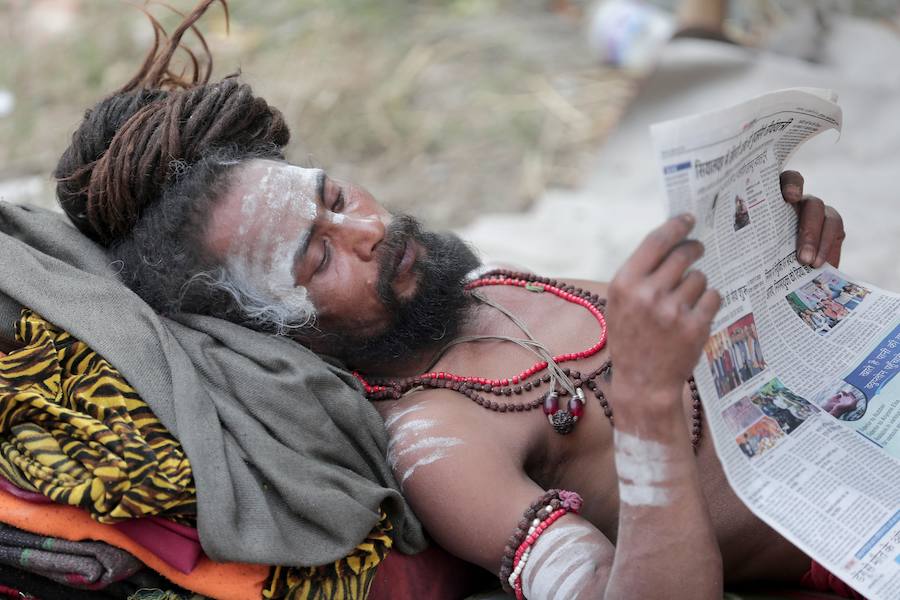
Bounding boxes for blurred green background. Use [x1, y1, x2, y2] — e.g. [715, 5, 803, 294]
[0, 0, 634, 226]
[1, 0, 897, 227]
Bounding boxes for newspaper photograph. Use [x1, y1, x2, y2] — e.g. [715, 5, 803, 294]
[651, 88, 900, 600]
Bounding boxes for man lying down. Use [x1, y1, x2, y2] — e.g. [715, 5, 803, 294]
[45, 4, 853, 600]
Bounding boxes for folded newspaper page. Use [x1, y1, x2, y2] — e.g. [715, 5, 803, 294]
[651, 88, 900, 600]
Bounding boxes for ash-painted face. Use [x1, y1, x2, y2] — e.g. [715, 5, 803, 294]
[226, 161, 320, 320]
[206, 159, 421, 337]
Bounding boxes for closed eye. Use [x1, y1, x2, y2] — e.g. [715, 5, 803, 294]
[331, 188, 345, 213]
[314, 238, 331, 275]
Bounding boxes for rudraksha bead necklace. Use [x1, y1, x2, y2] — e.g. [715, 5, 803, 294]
[356, 269, 703, 446]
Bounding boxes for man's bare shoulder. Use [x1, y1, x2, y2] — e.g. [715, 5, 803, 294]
[376, 388, 537, 459]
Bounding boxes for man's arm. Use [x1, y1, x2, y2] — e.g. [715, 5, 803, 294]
[387, 385, 721, 599]
[385, 396, 616, 597]
[603, 214, 723, 599]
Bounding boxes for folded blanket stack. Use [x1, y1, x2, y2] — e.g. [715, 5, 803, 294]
[0, 311, 391, 599]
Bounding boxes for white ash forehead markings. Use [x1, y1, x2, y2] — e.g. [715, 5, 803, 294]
[521, 522, 598, 600]
[256, 164, 319, 220]
[257, 165, 273, 191]
[237, 192, 259, 236]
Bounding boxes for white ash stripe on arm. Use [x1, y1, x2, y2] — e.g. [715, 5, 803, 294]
[383, 404, 464, 489]
[521, 521, 602, 600]
[614, 430, 674, 507]
[399, 439, 463, 485]
[383, 402, 425, 429]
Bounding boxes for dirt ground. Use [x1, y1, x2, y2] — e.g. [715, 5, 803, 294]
[0, 0, 635, 227]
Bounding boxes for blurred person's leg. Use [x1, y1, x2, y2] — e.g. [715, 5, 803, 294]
[589, 0, 736, 72]
[674, 0, 733, 43]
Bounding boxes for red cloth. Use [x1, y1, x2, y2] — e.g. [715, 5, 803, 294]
[801, 560, 867, 599]
[369, 545, 492, 600]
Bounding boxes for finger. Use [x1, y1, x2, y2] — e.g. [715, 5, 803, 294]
[694, 288, 722, 323]
[780, 170, 805, 204]
[815, 206, 846, 268]
[620, 214, 696, 278]
[653, 241, 704, 290]
[796, 195, 825, 265]
[673, 270, 708, 307]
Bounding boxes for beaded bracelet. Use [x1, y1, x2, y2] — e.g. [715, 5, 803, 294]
[498, 489, 583, 596]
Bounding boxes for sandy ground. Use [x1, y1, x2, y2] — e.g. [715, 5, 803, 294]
[458, 14, 900, 293]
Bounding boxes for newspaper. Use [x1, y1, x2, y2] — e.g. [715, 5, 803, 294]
[651, 88, 900, 600]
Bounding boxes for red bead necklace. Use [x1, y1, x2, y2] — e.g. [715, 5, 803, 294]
[356, 269, 703, 444]
[357, 275, 607, 394]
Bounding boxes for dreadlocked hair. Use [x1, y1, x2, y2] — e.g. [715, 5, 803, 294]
[54, 0, 289, 245]
[52, 0, 316, 333]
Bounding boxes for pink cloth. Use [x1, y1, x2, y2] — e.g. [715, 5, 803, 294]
[113, 517, 203, 574]
[0, 477, 50, 504]
[0, 475, 203, 574]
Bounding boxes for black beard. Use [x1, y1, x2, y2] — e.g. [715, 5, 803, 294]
[310, 215, 480, 369]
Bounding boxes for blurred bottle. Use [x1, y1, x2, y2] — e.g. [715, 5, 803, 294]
[587, 0, 675, 73]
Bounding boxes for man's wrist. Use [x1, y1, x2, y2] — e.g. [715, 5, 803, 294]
[609, 379, 687, 433]
[610, 378, 684, 409]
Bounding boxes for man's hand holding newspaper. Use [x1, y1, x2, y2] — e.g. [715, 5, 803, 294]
[651, 88, 900, 600]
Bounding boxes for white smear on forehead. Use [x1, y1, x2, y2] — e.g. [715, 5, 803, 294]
[263, 165, 319, 219]
[614, 430, 673, 507]
[224, 164, 326, 318]
[522, 522, 599, 600]
[236, 167, 268, 236]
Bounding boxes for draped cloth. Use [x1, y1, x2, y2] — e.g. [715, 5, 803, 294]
[0, 311, 196, 522]
[0, 202, 425, 565]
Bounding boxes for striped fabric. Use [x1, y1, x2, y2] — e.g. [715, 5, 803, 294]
[0, 310, 195, 522]
[0, 311, 391, 599]
[263, 511, 393, 600]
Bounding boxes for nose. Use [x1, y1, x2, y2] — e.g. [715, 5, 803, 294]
[329, 213, 385, 261]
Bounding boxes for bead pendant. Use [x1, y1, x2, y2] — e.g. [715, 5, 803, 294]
[550, 410, 576, 435]
[568, 387, 585, 419]
[541, 391, 559, 417]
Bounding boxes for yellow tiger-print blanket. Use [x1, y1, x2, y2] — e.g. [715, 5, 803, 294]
[0, 310, 196, 520]
[0, 310, 391, 600]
